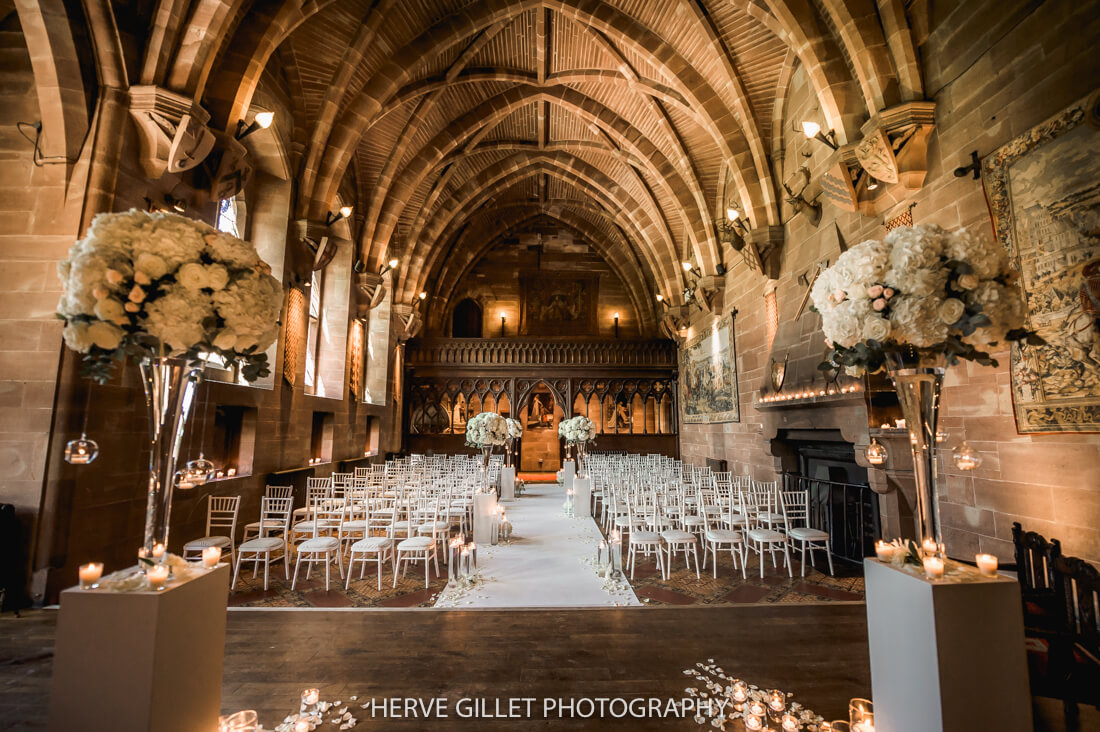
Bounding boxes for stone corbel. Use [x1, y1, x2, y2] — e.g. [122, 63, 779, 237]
[128, 86, 216, 179]
[355, 271, 387, 317]
[393, 303, 423, 342]
[660, 305, 693, 345]
[743, 226, 784, 279]
[815, 102, 936, 218]
[294, 219, 346, 272]
[694, 274, 723, 313]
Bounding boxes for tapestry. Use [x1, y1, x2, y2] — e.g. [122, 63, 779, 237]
[680, 315, 739, 424]
[983, 93, 1100, 433]
[520, 273, 599, 336]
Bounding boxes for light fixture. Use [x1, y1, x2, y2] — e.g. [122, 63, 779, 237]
[953, 441, 982, 471]
[801, 119, 838, 149]
[954, 150, 981, 180]
[378, 257, 400, 275]
[718, 203, 749, 242]
[613, 312, 619, 339]
[655, 293, 663, 302]
[866, 178, 879, 191]
[163, 194, 186, 213]
[235, 110, 275, 140]
[418, 291, 427, 300]
[865, 438, 888, 466]
[325, 205, 353, 226]
[500, 312, 506, 337]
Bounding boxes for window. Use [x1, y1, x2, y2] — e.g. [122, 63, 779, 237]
[310, 411, 334, 463]
[215, 197, 242, 237]
[304, 269, 324, 394]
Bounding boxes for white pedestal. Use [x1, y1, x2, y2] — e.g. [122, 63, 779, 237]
[48, 564, 230, 732]
[573, 476, 592, 518]
[473, 492, 498, 544]
[563, 460, 575, 491]
[864, 559, 1032, 732]
[500, 466, 516, 501]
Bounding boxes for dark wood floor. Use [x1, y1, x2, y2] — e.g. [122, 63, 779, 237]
[2, 606, 1093, 730]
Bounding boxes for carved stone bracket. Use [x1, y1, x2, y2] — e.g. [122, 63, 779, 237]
[744, 226, 784, 279]
[355, 271, 387, 317]
[128, 85, 215, 179]
[293, 219, 346, 272]
[393, 303, 423, 342]
[816, 101, 936, 218]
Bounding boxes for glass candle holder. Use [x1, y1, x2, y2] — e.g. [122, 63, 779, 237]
[873, 540, 895, 561]
[975, 553, 998, 576]
[923, 556, 945, 580]
[146, 564, 169, 590]
[78, 562, 103, 589]
[218, 710, 258, 732]
[202, 546, 222, 567]
[849, 698, 874, 730]
[301, 688, 320, 708]
[781, 713, 801, 731]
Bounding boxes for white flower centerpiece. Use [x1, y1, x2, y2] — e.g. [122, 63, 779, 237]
[809, 224, 1039, 552]
[465, 411, 508, 484]
[558, 415, 597, 476]
[504, 417, 523, 468]
[57, 209, 284, 556]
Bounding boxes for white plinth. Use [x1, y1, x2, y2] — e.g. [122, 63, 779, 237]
[48, 564, 230, 732]
[864, 559, 1032, 732]
[501, 466, 516, 501]
[573, 476, 592, 518]
[473, 492, 498, 544]
[563, 460, 575, 491]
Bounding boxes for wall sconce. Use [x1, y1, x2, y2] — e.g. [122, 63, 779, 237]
[500, 312, 506, 337]
[378, 257, 399, 275]
[953, 150, 981, 180]
[143, 194, 186, 213]
[613, 312, 619, 338]
[866, 177, 879, 191]
[325, 205, 353, 226]
[681, 260, 703, 278]
[418, 291, 427, 300]
[801, 120, 838, 150]
[234, 111, 274, 140]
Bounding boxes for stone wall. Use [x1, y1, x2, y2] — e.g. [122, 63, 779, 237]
[679, 0, 1100, 564]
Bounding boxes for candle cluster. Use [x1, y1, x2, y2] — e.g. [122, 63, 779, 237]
[447, 534, 478, 582]
[595, 532, 623, 579]
[757, 384, 860, 405]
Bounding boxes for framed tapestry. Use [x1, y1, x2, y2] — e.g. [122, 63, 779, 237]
[519, 272, 599, 336]
[983, 92, 1100, 433]
[680, 315, 740, 424]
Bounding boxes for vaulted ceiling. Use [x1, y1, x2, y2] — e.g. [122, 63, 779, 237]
[124, 0, 925, 322]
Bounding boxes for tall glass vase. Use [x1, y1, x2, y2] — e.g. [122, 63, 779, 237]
[139, 356, 201, 556]
[885, 351, 946, 553]
[505, 438, 514, 468]
[480, 445, 492, 493]
[575, 442, 587, 478]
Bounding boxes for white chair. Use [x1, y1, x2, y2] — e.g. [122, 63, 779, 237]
[744, 488, 793, 578]
[393, 492, 441, 588]
[183, 495, 240, 564]
[265, 484, 293, 500]
[626, 492, 665, 580]
[659, 499, 700, 580]
[701, 498, 746, 579]
[233, 497, 292, 590]
[291, 499, 345, 591]
[346, 494, 395, 591]
[785, 489, 835, 576]
[293, 478, 332, 520]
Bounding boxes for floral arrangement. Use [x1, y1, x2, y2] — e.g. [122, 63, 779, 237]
[56, 209, 284, 383]
[464, 411, 508, 447]
[810, 224, 1040, 375]
[558, 415, 597, 445]
[505, 417, 523, 439]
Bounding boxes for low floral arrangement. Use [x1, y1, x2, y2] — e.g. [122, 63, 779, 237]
[505, 417, 523, 439]
[57, 209, 284, 383]
[559, 415, 597, 445]
[810, 224, 1040, 376]
[683, 661, 825, 731]
[465, 411, 508, 447]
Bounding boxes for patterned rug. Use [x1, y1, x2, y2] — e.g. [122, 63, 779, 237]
[228, 560, 449, 608]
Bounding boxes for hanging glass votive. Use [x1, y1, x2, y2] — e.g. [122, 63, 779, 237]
[186, 453, 215, 484]
[865, 437, 888, 466]
[953, 441, 982, 471]
[64, 433, 99, 465]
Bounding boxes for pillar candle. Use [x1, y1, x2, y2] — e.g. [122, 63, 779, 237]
[923, 556, 945, 580]
[202, 546, 222, 568]
[976, 553, 998, 576]
[78, 562, 103, 589]
[146, 564, 169, 590]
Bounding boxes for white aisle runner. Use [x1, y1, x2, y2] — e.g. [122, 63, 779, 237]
[433, 483, 640, 608]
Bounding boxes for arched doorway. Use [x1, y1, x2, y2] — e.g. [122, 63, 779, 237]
[517, 383, 565, 472]
[452, 298, 482, 337]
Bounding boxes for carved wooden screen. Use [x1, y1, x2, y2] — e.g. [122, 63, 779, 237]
[282, 287, 306, 386]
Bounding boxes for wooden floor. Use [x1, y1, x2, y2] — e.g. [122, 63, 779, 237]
[3, 605, 871, 730]
[3, 606, 1094, 730]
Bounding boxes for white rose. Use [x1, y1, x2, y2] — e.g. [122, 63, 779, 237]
[204, 264, 229, 291]
[93, 298, 125, 322]
[957, 273, 979, 290]
[862, 317, 891, 342]
[887, 224, 947, 272]
[938, 298, 966, 325]
[177, 262, 208, 290]
[134, 253, 169, 279]
[212, 329, 237, 350]
[87, 321, 124, 350]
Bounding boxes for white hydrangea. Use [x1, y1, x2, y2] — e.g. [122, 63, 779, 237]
[143, 285, 213, 351]
[889, 295, 948, 347]
[506, 417, 523, 439]
[965, 281, 1025, 346]
[212, 272, 283, 351]
[203, 230, 260, 269]
[466, 412, 508, 446]
[558, 416, 597, 444]
[129, 212, 207, 270]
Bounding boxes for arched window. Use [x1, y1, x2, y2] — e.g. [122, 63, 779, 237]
[452, 298, 483, 337]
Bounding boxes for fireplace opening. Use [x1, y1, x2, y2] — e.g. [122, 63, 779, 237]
[773, 429, 880, 564]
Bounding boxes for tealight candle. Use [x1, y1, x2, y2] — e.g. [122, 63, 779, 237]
[976, 553, 998, 576]
[921, 538, 939, 557]
[748, 700, 766, 717]
[293, 720, 310, 732]
[152, 543, 166, 560]
[78, 562, 103, 589]
[146, 564, 169, 590]
[769, 689, 786, 712]
[782, 713, 800, 731]
[301, 688, 320, 707]
[227, 468, 236, 477]
[923, 556, 945, 580]
[874, 540, 895, 561]
[202, 546, 222, 568]
[745, 714, 764, 731]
